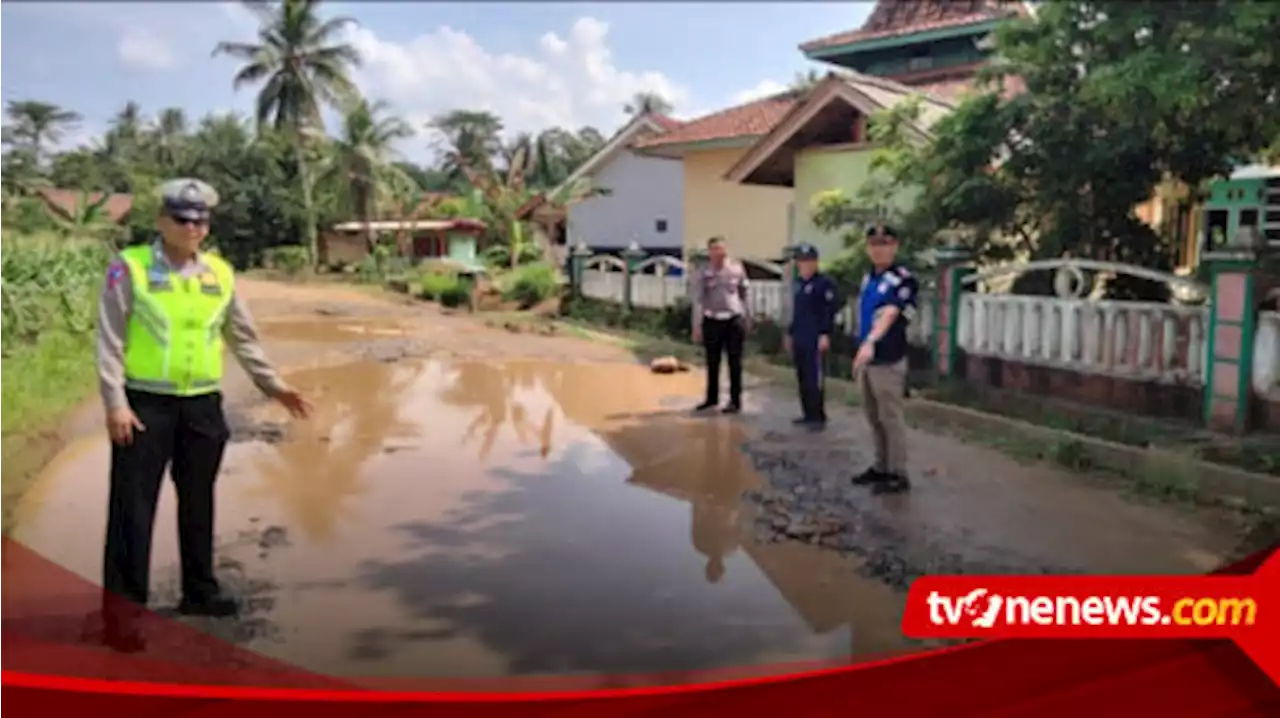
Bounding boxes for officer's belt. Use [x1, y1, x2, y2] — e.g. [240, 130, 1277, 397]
[703, 311, 738, 320]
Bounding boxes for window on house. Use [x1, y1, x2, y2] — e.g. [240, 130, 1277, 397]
[906, 45, 933, 72]
[1206, 209, 1230, 250]
[655, 219, 668, 233]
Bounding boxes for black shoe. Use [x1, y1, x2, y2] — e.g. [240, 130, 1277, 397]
[103, 626, 146, 653]
[872, 473, 912, 495]
[851, 467, 885, 486]
[792, 416, 812, 425]
[805, 421, 827, 433]
[694, 401, 717, 412]
[720, 403, 741, 415]
[177, 595, 239, 618]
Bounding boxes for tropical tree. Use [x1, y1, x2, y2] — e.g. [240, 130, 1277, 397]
[152, 107, 189, 167]
[3, 100, 82, 164]
[317, 97, 418, 249]
[790, 69, 824, 92]
[623, 91, 673, 116]
[49, 190, 121, 243]
[429, 109, 503, 184]
[456, 141, 608, 269]
[212, 0, 363, 265]
[103, 101, 146, 166]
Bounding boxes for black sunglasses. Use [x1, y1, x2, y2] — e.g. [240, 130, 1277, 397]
[168, 215, 209, 227]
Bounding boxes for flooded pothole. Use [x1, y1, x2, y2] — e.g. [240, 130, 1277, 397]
[10, 353, 1242, 680]
[259, 319, 414, 343]
[12, 358, 916, 678]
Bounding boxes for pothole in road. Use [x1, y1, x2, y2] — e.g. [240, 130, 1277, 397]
[260, 318, 414, 343]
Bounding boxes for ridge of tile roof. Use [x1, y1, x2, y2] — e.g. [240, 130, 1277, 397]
[801, 0, 1027, 53]
[635, 91, 803, 149]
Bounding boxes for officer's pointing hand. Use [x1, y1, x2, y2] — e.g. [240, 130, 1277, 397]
[273, 387, 313, 420]
[107, 407, 146, 445]
[853, 342, 875, 370]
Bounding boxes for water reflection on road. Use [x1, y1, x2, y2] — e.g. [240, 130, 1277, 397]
[13, 357, 909, 679]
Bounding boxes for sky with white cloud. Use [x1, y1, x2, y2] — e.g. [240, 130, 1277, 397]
[1, 1, 872, 162]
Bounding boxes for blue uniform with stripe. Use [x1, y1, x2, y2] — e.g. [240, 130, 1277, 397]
[857, 264, 918, 365]
[789, 272, 838, 422]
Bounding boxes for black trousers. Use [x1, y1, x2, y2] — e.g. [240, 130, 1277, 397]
[702, 316, 745, 405]
[102, 389, 230, 621]
[793, 341, 826, 422]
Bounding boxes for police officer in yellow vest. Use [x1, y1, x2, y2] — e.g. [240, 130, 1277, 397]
[96, 178, 311, 652]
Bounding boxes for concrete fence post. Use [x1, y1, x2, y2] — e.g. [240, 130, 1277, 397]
[933, 237, 973, 379]
[622, 241, 647, 314]
[569, 241, 592, 298]
[1202, 229, 1270, 434]
[783, 242, 799, 329]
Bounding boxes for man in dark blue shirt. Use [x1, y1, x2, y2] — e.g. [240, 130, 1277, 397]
[851, 224, 918, 494]
[785, 243, 837, 431]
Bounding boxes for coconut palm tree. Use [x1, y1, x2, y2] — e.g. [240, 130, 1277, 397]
[3, 100, 82, 164]
[152, 107, 189, 167]
[318, 97, 417, 250]
[212, 0, 363, 266]
[428, 109, 503, 190]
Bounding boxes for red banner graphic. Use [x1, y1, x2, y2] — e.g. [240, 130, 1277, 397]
[3, 539, 1279, 716]
[902, 551, 1280, 687]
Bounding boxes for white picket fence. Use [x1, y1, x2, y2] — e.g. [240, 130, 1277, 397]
[577, 253, 934, 344]
[575, 253, 1280, 397]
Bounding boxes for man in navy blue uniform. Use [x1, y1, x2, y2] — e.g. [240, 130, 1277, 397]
[851, 224, 917, 494]
[785, 243, 837, 431]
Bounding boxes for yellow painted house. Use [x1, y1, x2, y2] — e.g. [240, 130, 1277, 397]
[634, 93, 800, 263]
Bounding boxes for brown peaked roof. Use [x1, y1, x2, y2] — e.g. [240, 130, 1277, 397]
[634, 92, 802, 151]
[38, 188, 133, 223]
[801, 0, 1028, 53]
[724, 72, 954, 187]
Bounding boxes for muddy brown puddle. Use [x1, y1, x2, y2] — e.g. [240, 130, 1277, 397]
[12, 358, 911, 678]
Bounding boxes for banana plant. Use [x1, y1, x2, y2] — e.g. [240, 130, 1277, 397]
[456, 144, 609, 269]
[52, 189, 118, 244]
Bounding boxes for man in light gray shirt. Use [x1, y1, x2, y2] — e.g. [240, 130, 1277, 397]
[96, 178, 311, 652]
[691, 236, 751, 413]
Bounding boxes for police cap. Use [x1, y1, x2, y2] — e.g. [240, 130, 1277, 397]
[866, 223, 898, 242]
[160, 178, 219, 222]
[794, 243, 820, 260]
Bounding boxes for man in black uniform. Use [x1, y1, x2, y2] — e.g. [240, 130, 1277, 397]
[96, 178, 312, 652]
[784, 243, 837, 431]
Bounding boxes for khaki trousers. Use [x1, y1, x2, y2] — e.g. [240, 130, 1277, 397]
[860, 360, 908, 475]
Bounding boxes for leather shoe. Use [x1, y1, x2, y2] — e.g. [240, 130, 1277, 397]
[177, 595, 239, 618]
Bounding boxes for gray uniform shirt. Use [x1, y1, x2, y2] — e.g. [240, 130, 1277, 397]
[692, 260, 751, 330]
[97, 243, 286, 412]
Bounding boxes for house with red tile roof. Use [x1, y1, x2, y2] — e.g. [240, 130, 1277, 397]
[552, 111, 687, 258]
[630, 0, 1030, 264]
[723, 72, 954, 259]
[799, 0, 1032, 103]
[634, 93, 802, 263]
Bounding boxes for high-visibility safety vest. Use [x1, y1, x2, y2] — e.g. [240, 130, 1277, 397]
[118, 244, 236, 397]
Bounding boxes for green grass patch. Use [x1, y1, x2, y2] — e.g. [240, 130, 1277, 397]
[1, 235, 108, 532]
[1, 330, 96, 434]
